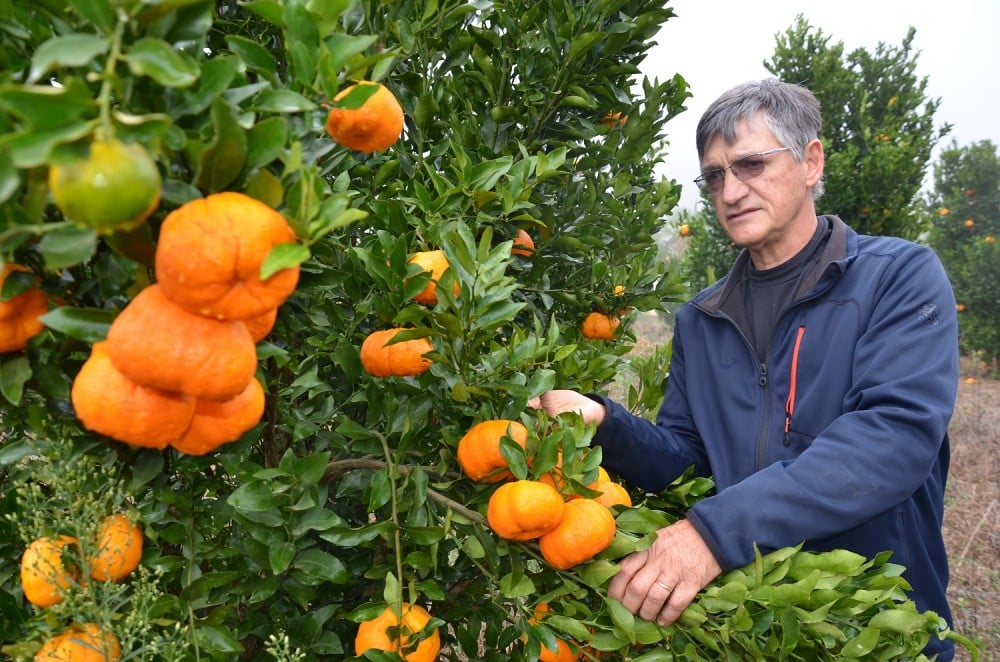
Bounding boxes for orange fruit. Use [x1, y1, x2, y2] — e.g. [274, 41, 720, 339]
[241, 308, 278, 343]
[170, 377, 265, 455]
[527, 604, 580, 662]
[964, 219, 975, 228]
[0, 263, 48, 353]
[456, 419, 529, 483]
[588, 480, 632, 509]
[21, 535, 79, 608]
[71, 341, 196, 449]
[88, 514, 143, 582]
[154, 192, 300, 321]
[679, 223, 691, 237]
[580, 312, 620, 340]
[325, 82, 404, 153]
[512, 229, 535, 257]
[408, 250, 458, 305]
[48, 138, 161, 235]
[539, 498, 616, 570]
[105, 284, 258, 401]
[355, 602, 441, 662]
[597, 111, 627, 128]
[487, 480, 565, 541]
[360, 328, 433, 377]
[35, 623, 121, 661]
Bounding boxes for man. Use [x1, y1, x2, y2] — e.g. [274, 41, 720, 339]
[534, 79, 958, 660]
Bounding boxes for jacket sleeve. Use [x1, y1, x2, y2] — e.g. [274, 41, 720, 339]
[590, 313, 712, 490]
[687, 244, 959, 570]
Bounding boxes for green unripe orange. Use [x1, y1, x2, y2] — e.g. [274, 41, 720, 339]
[49, 138, 162, 235]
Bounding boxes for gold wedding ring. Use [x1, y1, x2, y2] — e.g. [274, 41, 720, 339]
[655, 580, 673, 592]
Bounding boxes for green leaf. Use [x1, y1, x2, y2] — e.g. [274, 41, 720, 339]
[269, 542, 295, 574]
[38, 226, 97, 269]
[246, 116, 287, 170]
[0, 357, 31, 406]
[28, 34, 109, 83]
[868, 608, 936, 635]
[252, 89, 317, 113]
[226, 35, 278, 76]
[841, 625, 880, 658]
[260, 243, 309, 280]
[194, 625, 242, 653]
[567, 31, 605, 63]
[65, 0, 114, 32]
[294, 548, 348, 584]
[228, 480, 280, 512]
[464, 155, 514, 191]
[324, 34, 378, 74]
[194, 99, 247, 193]
[125, 38, 199, 88]
[39, 306, 113, 343]
[499, 570, 535, 598]
[0, 80, 95, 129]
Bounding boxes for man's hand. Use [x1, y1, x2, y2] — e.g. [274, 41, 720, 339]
[527, 389, 606, 426]
[608, 519, 722, 626]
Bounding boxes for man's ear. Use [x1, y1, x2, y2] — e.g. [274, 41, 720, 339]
[804, 138, 825, 187]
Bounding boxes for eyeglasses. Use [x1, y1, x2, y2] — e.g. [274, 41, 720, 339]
[694, 147, 792, 195]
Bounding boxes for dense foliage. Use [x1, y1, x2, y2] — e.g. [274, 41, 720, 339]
[926, 139, 1000, 372]
[0, 1, 971, 660]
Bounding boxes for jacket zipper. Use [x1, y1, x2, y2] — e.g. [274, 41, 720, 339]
[783, 325, 807, 445]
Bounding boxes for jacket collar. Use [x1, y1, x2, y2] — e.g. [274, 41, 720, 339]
[694, 215, 853, 315]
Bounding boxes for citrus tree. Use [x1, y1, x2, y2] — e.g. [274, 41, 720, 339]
[0, 1, 968, 661]
[926, 139, 1000, 373]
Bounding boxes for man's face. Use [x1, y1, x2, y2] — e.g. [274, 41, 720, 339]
[700, 116, 821, 267]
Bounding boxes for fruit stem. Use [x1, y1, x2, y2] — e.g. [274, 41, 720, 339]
[374, 432, 406, 608]
[95, 10, 128, 141]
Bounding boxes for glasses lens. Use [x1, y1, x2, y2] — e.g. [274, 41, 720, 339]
[731, 155, 767, 180]
[698, 170, 724, 192]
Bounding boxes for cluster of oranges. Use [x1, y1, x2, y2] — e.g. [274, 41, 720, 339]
[0, 263, 48, 354]
[71, 192, 301, 455]
[22, 514, 143, 660]
[457, 418, 627, 569]
[458, 419, 631, 660]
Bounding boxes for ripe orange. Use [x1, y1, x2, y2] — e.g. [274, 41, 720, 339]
[679, 223, 691, 237]
[527, 604, 580, 662]
[597, 111, 627, 129]
[21, 535, 79, 608]
[580, 312, 620, 340]
[105, 284, 258, 401]
[408, 250, 458, 305]
[539, 498, 616, 570]
[35, 623, 121, 661]
[964, 219, 975, 228]
[360, 328, 434, 377]
[487, 480, 565, 541]
[170, 377, 265, 456]
[325, 82, 404, 153]
[0, 263, 48, 353]
[512, 229, 535, 257]
[456, 419, 529, 483]
[71, 341, 196, 449]
[241, 308, 278, 343]
[48, 138, 161, 235]
[154, 192, 300, 321]
[355, 603, 441, 662]
[88, 514, 143, 582]
[588, 480, 632, 509]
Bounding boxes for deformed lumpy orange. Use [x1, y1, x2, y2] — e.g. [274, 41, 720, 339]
[154, 192, 300, 321]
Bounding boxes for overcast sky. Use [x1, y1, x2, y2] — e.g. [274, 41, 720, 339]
[639, 0, 1000, 209]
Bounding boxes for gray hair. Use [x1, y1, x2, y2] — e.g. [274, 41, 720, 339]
[696, 79, 825, 198]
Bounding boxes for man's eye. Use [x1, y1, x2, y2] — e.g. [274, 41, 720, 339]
[703, 170, 724, 183]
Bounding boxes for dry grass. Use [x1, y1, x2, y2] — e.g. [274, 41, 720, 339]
[944, 363, 1000, 661]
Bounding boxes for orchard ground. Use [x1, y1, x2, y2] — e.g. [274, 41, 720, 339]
[619, 312, 999, 661]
